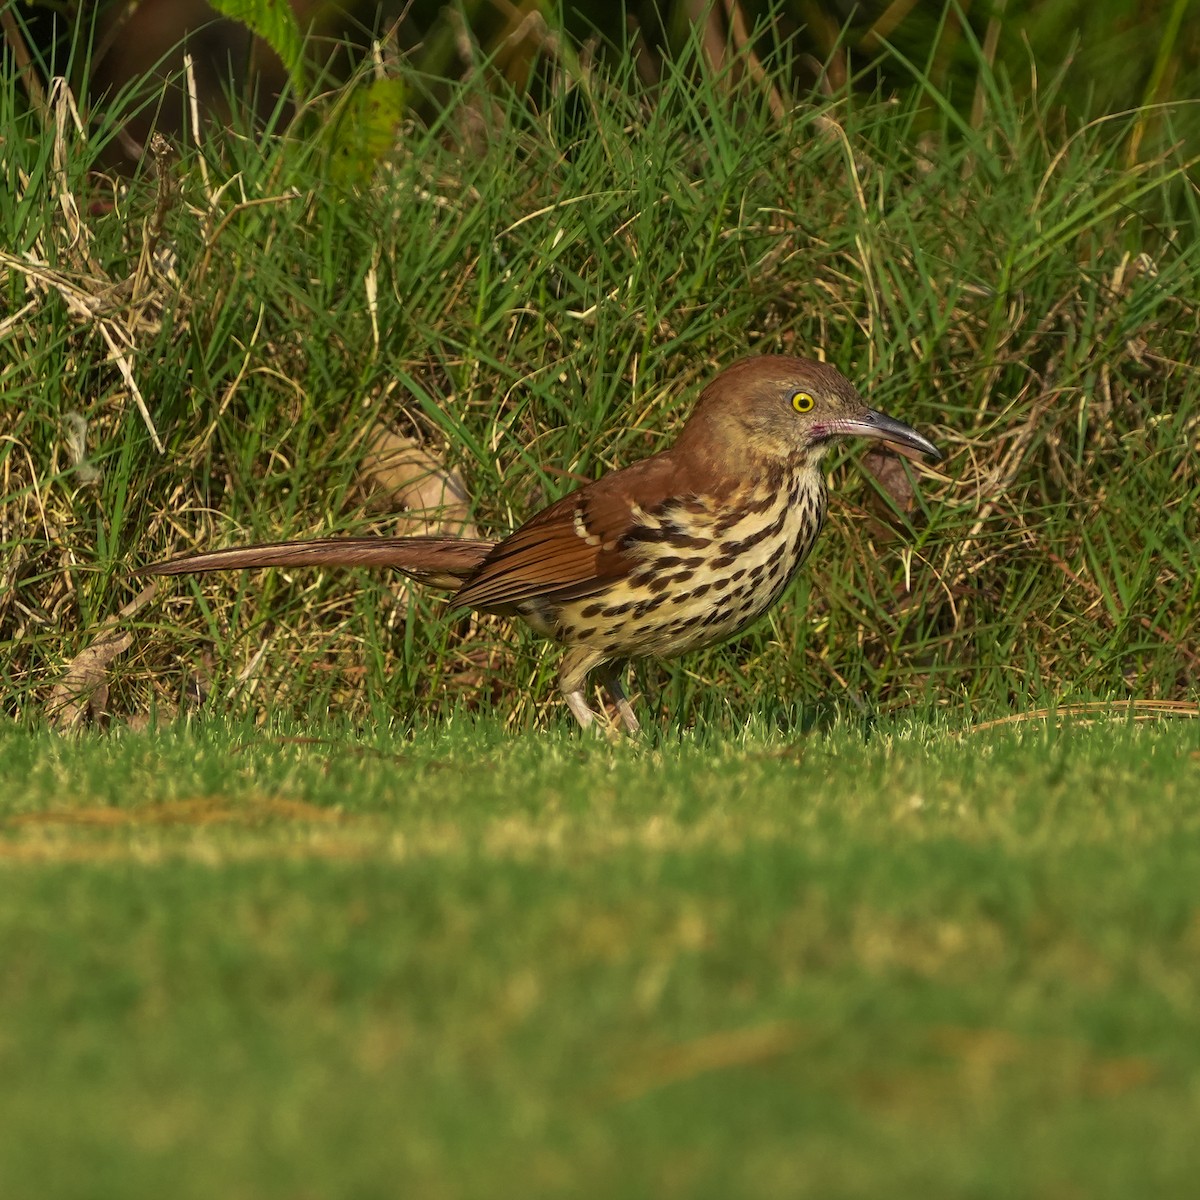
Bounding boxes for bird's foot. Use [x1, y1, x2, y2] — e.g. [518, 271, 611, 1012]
[597, 665, 641, 736]
[562, 686, 641, 739]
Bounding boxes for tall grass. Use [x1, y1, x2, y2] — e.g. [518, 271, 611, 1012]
[1, 24, 1197, 731]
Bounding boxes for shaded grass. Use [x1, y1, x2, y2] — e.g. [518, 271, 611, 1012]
[2, 714, 1200, 1196]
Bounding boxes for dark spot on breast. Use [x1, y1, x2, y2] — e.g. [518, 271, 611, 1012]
[716, 504, 790, 558]
[712, 491, 775, 535]
[633, 595, 668, 619]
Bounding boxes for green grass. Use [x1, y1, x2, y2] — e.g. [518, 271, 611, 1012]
[3, 22, 1199, 1197]
[2, 21, 1198, 730]
[2, 714, 1200, 1197]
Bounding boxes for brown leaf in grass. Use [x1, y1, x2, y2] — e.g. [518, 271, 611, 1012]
[862, 447, 920, 542]
[864, 447, 918, 511]
[46, 583, 157, 730]
[45, 629, 132, 730]
[360, 426, 478, 538]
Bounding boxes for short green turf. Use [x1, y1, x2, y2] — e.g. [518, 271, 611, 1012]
[4, 11, 1198, 728]
[2, 716, 1198, 1198]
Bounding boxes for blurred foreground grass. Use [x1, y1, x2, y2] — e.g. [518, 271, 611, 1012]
[2, 714, 1199, 1197]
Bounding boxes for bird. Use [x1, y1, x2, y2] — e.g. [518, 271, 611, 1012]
[145, 355, 942, 733]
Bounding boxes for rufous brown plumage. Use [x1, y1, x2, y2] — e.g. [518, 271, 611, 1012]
[146, 355, 941, 732]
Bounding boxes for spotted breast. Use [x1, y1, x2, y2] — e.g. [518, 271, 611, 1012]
[535, 467, 827, 662]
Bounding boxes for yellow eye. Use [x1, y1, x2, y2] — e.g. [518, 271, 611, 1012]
[791, 391, 815, 413]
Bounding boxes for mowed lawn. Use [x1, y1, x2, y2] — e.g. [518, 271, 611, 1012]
[2, 715, 1199, 1198]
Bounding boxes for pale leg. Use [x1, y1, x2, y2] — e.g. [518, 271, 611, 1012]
[563, 689, 597, 729]
[558, 645, 608, 733]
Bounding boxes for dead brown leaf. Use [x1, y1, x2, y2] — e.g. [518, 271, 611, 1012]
[360, 425, 478, 538]
[864, 446, 917, 512]
[862, 446, 921, 543]
[46, 583, 158, 730]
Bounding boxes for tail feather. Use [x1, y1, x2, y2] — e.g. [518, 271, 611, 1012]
[143, 536, 496, 591]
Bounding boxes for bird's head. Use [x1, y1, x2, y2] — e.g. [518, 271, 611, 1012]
[678, 355, 942, 471]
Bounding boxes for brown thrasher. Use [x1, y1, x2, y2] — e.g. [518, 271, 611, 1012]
[147, 355, 941, 732]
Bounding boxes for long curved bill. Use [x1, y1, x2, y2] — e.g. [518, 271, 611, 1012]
[836, 409, 942, 461]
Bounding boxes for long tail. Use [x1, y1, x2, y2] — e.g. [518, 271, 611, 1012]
[143, 536, 496, 591]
